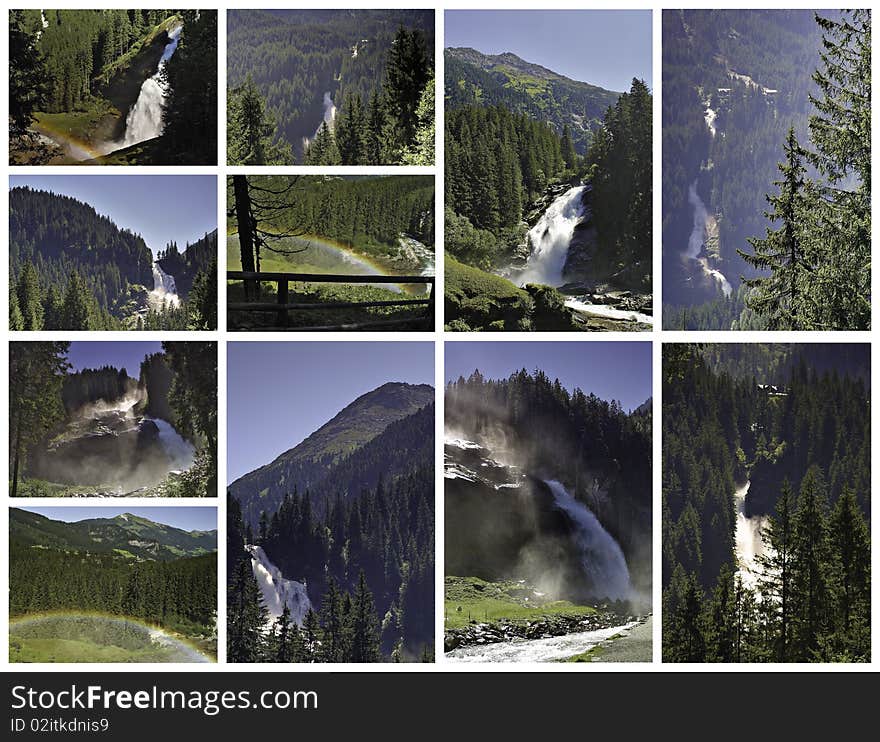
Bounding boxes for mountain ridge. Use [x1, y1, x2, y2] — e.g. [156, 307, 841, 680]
[10, 508, 217, 562]
[229, 382, 435, 525]
[445, 46, 622, 152]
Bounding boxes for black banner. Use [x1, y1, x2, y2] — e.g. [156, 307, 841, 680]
[3, 671, 871, 738]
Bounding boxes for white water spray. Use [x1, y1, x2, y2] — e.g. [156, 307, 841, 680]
[545, 480, 631, 601]
[246, 545, 312, 626]
[116, 24, 182, 149]
[149, 262, 180, 308]
[518, 186, 587, 287]
[733, 480, 769, 590]
[149, 418, 195, 471]
[686, 181, 732, 297]
[302, 92, 338, 151]
[446, 620, 639, 663]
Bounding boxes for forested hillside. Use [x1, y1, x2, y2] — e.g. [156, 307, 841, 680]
[227, 9, 434, 165]
[156, 229, 218, 299]
[445, 48, 619, 153]
[10, 188, 217, 331]
[663, 344, 870, 662]
[229, 383, 434, 525]
[662, 10, 870, 330]
[9, 9, 217, 165]
[227, 383, 434, 662]
[444, 70, 652, 331]
[227, 177, 434, 253]
[226, 175, 434, 331]
[10, 509, 217, 659]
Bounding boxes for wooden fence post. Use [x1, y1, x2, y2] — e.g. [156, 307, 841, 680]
[277, 279, 289, 327]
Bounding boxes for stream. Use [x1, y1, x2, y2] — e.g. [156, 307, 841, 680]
[685, 181, 732, 297]
[446, 621, 640, 663]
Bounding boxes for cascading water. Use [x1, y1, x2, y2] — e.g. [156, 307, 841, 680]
[246, 545, 312, 625]
[545, 480, 631, 601]
[115, 24, 182, 149]
[149, 418, 195, 471]
[733, 480, 769, 590]
[150, 262, 180, 308]
[686, 181, 732, 297]
[303, 92, 337, 151]
[518, 186, 587, 287]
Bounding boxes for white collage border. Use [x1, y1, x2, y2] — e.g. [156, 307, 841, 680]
[0, 0, 876, 674]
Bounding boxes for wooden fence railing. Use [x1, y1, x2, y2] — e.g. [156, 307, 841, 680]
[227, 271, 434, 331]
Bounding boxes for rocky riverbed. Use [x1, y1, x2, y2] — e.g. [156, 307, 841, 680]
[445, 608, 648, 653]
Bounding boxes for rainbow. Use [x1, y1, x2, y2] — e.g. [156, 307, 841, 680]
[10, 612, 215, 664]
[32, 121, 111, 162]
[228, 233, 434, 294]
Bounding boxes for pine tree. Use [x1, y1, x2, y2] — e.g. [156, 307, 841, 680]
[227, 559, 268, 662]
[662, 565, 705, 662]
[365, 88, 387, 165]
[60, 272, 93, 330]
[561, 124, 578, 170]
[757, 478, 795, 661]
[16, 262, 44, 331]
[9, 342, 70, 497]
[805, 10, 871, 329]
[738, 128, 814, 329]
[335, 93, 366, 165]
[826, 485, 870, 659]
[789, 466, 831, 660]
[10, 290, 24, 331]
[401, 73, 435, 165]
[227, 76, 292, 165]
[383, 26, 430, 151]
[9, 10, 48, 143]
[350, 570, 380, 663]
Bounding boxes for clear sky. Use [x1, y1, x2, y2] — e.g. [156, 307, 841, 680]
[16, 506, 217, 532]
[9, 175, 217, 257]
[65, 341, 163, 377]
[227, 342, 435, 482]
[445, 341, 651, 412]
[445, 10, 652, 92]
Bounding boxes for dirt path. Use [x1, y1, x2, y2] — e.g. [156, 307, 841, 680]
[594, 615, 653, 662]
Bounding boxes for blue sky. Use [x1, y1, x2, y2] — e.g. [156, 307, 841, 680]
[445, 341, 651, 412]
[9, 175, 216, 257]
[65, 341, 163, 377]
[16, 506, 217, 532]
[227, 342, 435, 482]
[445, 10, 652, 92]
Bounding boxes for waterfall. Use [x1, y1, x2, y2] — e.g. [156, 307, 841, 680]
[150, 262, 180, 308]
[545, 480, 631, 601]
[116, 24, 182, 149]
[303, 92, 337, 151]
[686, 181, 732, 297]
[149, 418, 195, 471]
[518, 186, 587, 287]
[246, 545, 312, 626]
[733, 480, 769, 589]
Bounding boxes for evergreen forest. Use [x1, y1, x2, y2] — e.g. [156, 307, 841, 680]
[9, 508, 217, 662]
[662, 10, 870, 330]
[227, 383, 435, 663]
[227, 175, 434, 331]
[662, 344, 870, 662]
[444, 41, 652, 332]
[226, 10, 434, 165]
[10, 186, 217, 331]
[9, 9, 217, 165]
